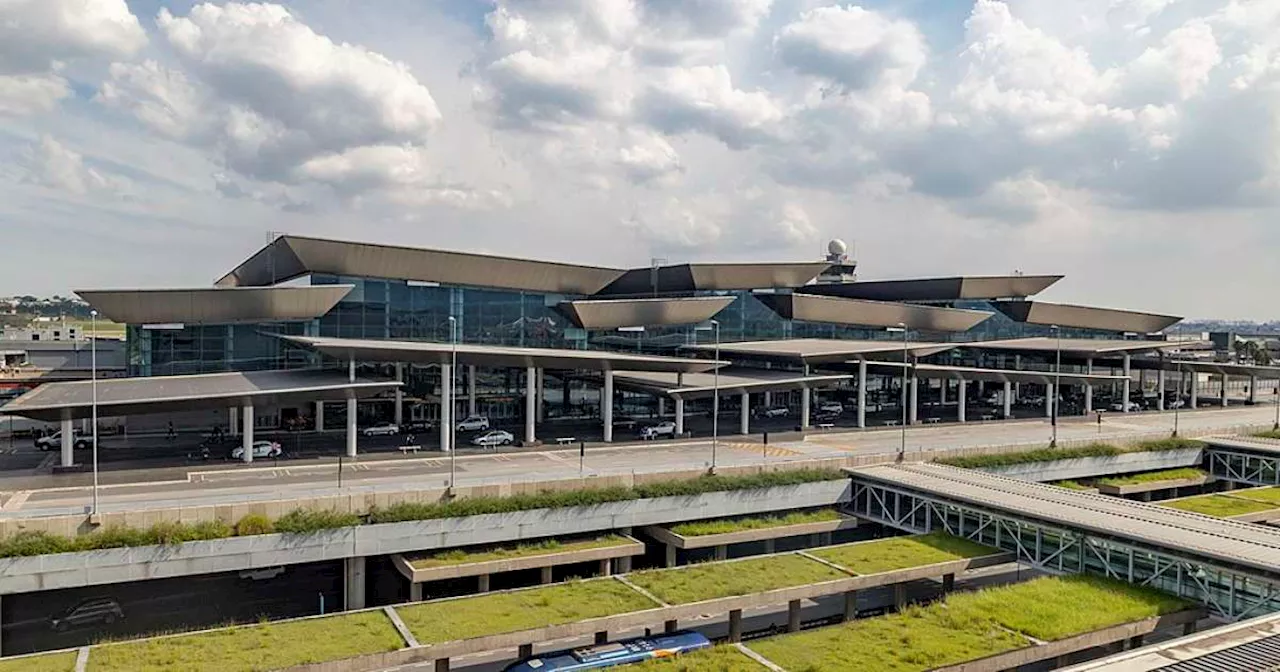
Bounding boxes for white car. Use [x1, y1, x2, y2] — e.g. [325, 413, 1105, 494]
[471, 430, 514, 447]
[230, 440, 282, 460]
[761, 407, 790, 418]
[639, 421, 678, 440]
[818, 402, 844, 415]
[456, 415, 490, 432]
[1109, 401, 1141, 412]
[1167, 399, 1186, 409]
[361, 421, 400, 437]
[36, 430, 91, 451]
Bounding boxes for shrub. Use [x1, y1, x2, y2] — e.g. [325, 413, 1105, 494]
[273, 509, 361, 535]
[935, 440, 1203, 470]
[235, 514, 274, 536]
[74, 525, 151, 550]
[1133, 438, 1205, 452]
[0, 531, 74, 557]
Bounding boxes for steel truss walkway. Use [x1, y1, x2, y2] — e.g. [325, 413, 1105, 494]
[847, 463, 1280, 620]
[1205, 438, 1280, 487]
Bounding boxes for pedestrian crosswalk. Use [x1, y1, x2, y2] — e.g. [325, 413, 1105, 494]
[720, 441, 803, 458]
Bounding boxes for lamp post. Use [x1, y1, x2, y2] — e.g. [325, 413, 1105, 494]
[1273, 372, 1279, 431]
[1050, 325, 1061, 449]
[448, 316, 458, 492]
[1173, 359, 1182, 438]
[887, 323, 908, 462]
[90, 310, 99, 516]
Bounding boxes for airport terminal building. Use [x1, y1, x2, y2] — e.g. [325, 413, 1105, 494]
[6, 234, 1274, 465]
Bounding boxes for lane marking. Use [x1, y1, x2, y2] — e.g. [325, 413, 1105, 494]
[1, 491, 31, 512]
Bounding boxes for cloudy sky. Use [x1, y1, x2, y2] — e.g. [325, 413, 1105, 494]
[1, 0, 1277, 319]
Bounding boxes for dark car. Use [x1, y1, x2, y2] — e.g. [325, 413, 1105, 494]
[403, 420, 436, 433]
[51, 598, 124, 632]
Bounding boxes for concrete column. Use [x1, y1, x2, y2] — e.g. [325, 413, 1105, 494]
[894, 583, 907, 610]
[714, 545, 728, 561]
[346, 396, 357, 458]
[857, 360, 867, 428]
[435, 659, 450, 672]
[939, 380, 947, 405]
[599, 558, 612, 577]
[764, 391, 772, 407]
[1250, 375, 1258, 404]
[787, 600, 801, 632]
[658, 397, 666, 417]
[518, 644, 533, 659]
[1085, 358, 1093, 415]
[477, 574, 490, 593]
[540, 566, 553, 584]
[242, 404, 255, 464]
[440, 363, 452, 453]
[525, 366, 537, 445]
[739, 392, 749, 434]
[977, 380, 986, 396]
[1222, 374, 1230, 407]
[908, 375, 918, 425]
[664, 620, 678, 634]
[394, 363, 404, 426]
[674, 397, 685, 435]
[467, 365, 477, 417]
[763, 539, 776, 553]
[229, 406, 239, 436]
[594, 631, 608, 645]
[315, 401, 325, 432]
[1122, 354, 1132, 412]
[1139, 369, 1149, 395]
[60, 417, 74, 467]
[665, 543, 677, 568]
[1003, 381, 1012, 419]
[602, 370, 614, 443]
[801, 372, 812, 429]
[536, 369, 545, 423]
[1190, 372, 1198, 408]
[344, 556, 366, 610]
[958, 380, 967, 423]
[410, 582, 423, 601]
[1158, 368, 1167, 411]
[1045, 383, 1054, 418]
[728, 610, 743, 642]
[942, 573, 955, 592]
[1013, 355, 1022, 402]
[842, 590, 858, 621]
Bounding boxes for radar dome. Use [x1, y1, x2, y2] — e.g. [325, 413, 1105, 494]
[827, 239, 848, 256]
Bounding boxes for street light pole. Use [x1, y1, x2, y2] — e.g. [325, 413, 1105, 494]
[90, 310, 99, 516]
[886, 323, 909, 462]
[711, 319, 720, 474]
[1051, 325, 1061, 449]
[1273, 371, 1279, 431]
[1173, 360, 1182, 438]
[448, 316, 458, 492]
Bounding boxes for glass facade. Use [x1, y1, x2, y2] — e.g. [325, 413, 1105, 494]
[127, 322, 312, 377]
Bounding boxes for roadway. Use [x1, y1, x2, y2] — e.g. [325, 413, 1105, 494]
[0, 404, 1272, 520]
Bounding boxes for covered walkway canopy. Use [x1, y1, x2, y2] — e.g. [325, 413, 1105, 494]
[613, 369, 850, 400]
[960, 337, 1182, 357]
[868, 362, 1128, 387]
[684, 338, 955, 365]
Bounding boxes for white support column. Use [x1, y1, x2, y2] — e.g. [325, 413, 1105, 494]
[315, 401, 325, 432]
[1221, 374, 1229, 407]
[467, 365, 477, 417]
[1084, 358, 1093, 415]
[229, 406, 239, 436]
[242, 403, 255, 463]
[764, 391, 772, 407]
[345, 397, 356, 458]
[1003, 381, 1012, 419]
[801, 366, 812, 429]
[958, 380, 967, 423]
[675, 397, 685, 435]
[1190, 371, 1198, 409]
[740, 392, 749, 434]
[1122, 354, 1132, 413]
[1013, 355, 1022, 402]
[1158, 368, 1167, 411]
[440, 363, 452, 453]
[602, 371, 614, 443]
[1045, 383, 1054, 418]
[658, 397, 666, 417]
[525, 366, 537, 445]
[344, 556, 366, 611]
[908, 375, 918, 425]
[857, 360, 867, 429]
[536, 369, 545, 423]
[60, 417, 74, 467]
[394, 364, 404, 426]
[1249, 376, 1258, 404]
[939, 380, 947, 405]
[1139, 369, 1149, 395]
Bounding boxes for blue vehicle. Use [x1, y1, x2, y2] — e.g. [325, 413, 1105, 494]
[503, 631, 711, 671]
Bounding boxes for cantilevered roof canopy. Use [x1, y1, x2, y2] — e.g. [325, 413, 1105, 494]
[800, 275, 1062, 302]
[755, 294, 992, 332]
[557, 296, 735, 330]
[685, 338, 956, 364]
[280, 335, 725, 373]
[0, 370, 399, 422]
[992, 300, 1181, 334]
[961, 337, 1182, 357]
[592, 262, 832, 296]
[865, 362, 1128, 386]
[75, 286, 353, 325]
[613, 369, 851, 400]
[1155, 359, 1280, 379]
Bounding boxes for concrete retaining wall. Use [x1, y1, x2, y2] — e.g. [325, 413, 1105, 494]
[980, 448, 1203, 483]
[0, 480, 851, 595]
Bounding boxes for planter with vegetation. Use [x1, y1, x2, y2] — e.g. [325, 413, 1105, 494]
[935, 439, 1205, 470]
[807, 532, 995, 576]
[0, 651, 77, 672]
[626, 554, 849, 605]
[667, 509, 842, 537]
[405, 535, 632, 571]
[1229, 486, 1280, 506]
[1161, 494, 1277, 518]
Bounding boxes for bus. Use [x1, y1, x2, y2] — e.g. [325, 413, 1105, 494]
[502, 631, 711, 671]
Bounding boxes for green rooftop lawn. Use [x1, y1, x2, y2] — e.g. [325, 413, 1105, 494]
[633, 646, 765, 671]
[746, 575, 1191, 671]
[1228, 487, 1280, 506]
[1161, 494, 1277, 517]
[397, 579, 656, 645]
[407, 535, 629, 569]
[0, 652, 78, 672]
[1097, 468, 1206, 486]
[808, 533, 996, 575]
[626, 554, 847, 605]
[86, 611, 404, 672]
[1054, 480, 1093, 490]
[669, 509, 841, 537]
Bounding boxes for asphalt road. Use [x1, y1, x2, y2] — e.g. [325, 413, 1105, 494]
[0, 404, 1270, 519]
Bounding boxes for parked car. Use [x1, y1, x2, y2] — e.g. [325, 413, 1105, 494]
[759, 407, 790, 418]
[639, 421, 678, 440]
[1167, 399, 1186, 409]
[230, 440, 282, 460]
[403, 420, 436, 432]
[472, 430, 514, 447]
[35, 430, 91, 451]
[811, 411, 840, 424]
[51, 598, 124, 632]
[1109, 401, 1141, 412]
[456, 415, 490, 432]
[360, 421, 400, 437]
[818, 402, 844, 415]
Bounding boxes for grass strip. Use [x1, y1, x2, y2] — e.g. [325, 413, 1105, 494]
[407, 535, 628, 569]
[1161, 494, 1277, 517]
[1097, 468, 1206, 486]
[626, 554, 846, 605]
[86, 611, 403, 672]
[936, 438, 1204, 470]
[1228, 486, 1280, 506]
[808, 533, 995, 575]
[634, 646, 765, 671]
[1252, 430, 1280, 440]
[669, 509, 841, 537]
[397, 579, 657, 645]
[1054, 480, 1092, 490]
[0, 652, 78, 672]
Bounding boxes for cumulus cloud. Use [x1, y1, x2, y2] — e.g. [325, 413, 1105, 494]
[776, 5, 927, 92]
[20, 135, 129, 195]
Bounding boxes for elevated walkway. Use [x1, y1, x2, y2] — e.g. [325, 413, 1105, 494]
[847, 463, 1280, 620]
[1204, 437, 1280, 487]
